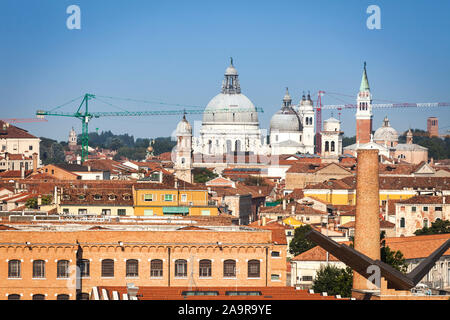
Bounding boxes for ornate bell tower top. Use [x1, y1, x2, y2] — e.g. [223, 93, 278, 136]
[221, 57, 241, 94]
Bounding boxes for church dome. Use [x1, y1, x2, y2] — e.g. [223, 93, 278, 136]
[323, 117, 340, 131]
[373, 116, 398, 142]
[202, 59, 259, 124]
[270, 107, 302, 132]
[176, 115, 192, 135]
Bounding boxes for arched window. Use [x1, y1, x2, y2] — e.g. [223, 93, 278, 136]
[175, 259, 187, 277]
[235, 140, 241, 153]
[325, 141, 329, 152]
[57, 260, 69, 278]
[150, 259, 163, 278]
[57, 294, 70, 300]
[400, 217, 405, 228]
[8, 260, 21, 278]
[223, 260, 236, 278]
[248, 260, 260, 278]
[77, 259, 90, 277]
[8, 294, 20, 300]
[33, 260, 45, 278]
[226, 140, 232, 154]
[126, 259, 139, 277]
[32, 294, 45, 300]
[77, 293, 90, 300]
[199, 259, 212, 278]
[101, 259, 114, 277]
[331, 141, 335, 152]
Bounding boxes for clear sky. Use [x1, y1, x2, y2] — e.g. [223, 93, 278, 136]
[1, 0, 449, 142]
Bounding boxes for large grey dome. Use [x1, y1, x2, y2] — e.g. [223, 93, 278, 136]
[202, 93, 258, 123]
[374, 116, 398, 142]
[270, 107, 302, 132]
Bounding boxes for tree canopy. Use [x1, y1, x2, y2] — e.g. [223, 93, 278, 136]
[289, 225, 317, 256]
[414, 219, 450, 236]
[312, 265, 353, 298]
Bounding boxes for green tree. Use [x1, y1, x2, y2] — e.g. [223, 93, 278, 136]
[289, 225, 316, 256]
[25, 198, 38, 209]
[41, 195, 52, 205]
[193, 168, 218, 184]
[414, 219, 450, 235]
[312, 265, 353, 297]
[380, 231, 408, 273]
[342, 136, 356, 148]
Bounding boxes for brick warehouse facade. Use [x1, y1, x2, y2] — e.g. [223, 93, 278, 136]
[0, 224, 286, 300]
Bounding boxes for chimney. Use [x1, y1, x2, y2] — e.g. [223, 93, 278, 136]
[174, 177, 178, 189]
[32, 153, 38, 173]
[291, 204, 295, 215]
[262, 216, 266, 226]
[282, 199, 287, 211]
[20, 164, 25, 179]
[87, 165, 91, 172]
[353, 149, 380, 292]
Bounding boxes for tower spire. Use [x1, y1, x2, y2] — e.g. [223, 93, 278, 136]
[360, 61, 370, 92]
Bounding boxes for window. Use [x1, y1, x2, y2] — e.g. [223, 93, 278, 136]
[94, 194, 102, 200]
[108, 194, 116, 200]
[77, 293, 90, 300]
[423, 206, 428, 212]
[271, 251, 280, 257]
[248, 260, 260, 278]
[302, 276, 313, 281]
[101, 259, 114, 277]
[175, 259, 187, 277]
[32, 294, 45, 300]
[57, 260, 69, 278]
[144, 194, 153, 202]
[150, 259, 163, 278]
[412, 206, 416, 212]
[57, 294, 70, 300]
[29, 145, 33, 151]
[199, 259, 212, 278]
[117, 209, 126, 216]
[225, 291, 261, 296]
[33, 260, 45, 278]
[8, 260, 21, 278]
[182, 291, 218, 296]
[63, 208, 69, 214]
[400, 217, 405, 228]
[101, 209, 111, 215]
[201, 210, 210, 216]
[126, 259, 139, 277]
[144, 209, 154, 216]
[77, 259, 90, 277]
[164, 194, 174, 202]
[78, 195, 85, 200]
[271, 274, 280, 281]
[223, 260, 236, 278]
[181, 194, 187, 202]
[436, 206, 442, 211]
[78, 209, 87, 215]
[8, 294, 20, 300]
[325, 141, 329, 152]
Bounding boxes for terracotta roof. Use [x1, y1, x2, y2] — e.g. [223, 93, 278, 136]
[61, 188, 133, 206]
[177, 226, 211, 231]
[397, 195, 449, 205]
[339, 220, 395, 229]
[84, 159, 138, 174]
[0, 121, 38, 139]
[248, 223, 288, 245]
[0, 224, 18, 230]
[95, 286, 345, 300]
[286, 189, 304, 200]
[0, 170, 33, 178]
[287, 162, 353, 174]
[6, 153, 32, 160]
[260, 202, 326, 216]
[291, 244, 349, 262]
[385, 234, 450, 259]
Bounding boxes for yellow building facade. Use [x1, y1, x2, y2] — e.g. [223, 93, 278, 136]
[303, 189, 417, 206]
[133, 186, 218, 217]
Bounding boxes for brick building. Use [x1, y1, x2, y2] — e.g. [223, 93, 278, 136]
[0, 222, 287, 300]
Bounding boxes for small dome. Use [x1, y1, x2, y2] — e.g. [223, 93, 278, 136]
[373, 117, 398, 142]
[270, 107, 302, 132]
[323, 117, 340, 131]
[176, 115, 192, 135]
[225, 65, 238, 76]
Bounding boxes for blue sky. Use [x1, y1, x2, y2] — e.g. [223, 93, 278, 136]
[1, 0, 449, 142]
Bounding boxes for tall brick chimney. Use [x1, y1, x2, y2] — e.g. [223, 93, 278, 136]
[353, 149, 380, 293]
[32, 153, 38, 173]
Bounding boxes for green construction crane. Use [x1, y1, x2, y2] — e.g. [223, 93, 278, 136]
[36, 93, 264, 163]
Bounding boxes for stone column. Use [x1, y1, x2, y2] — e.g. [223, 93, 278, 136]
[353, 149, 380, 292]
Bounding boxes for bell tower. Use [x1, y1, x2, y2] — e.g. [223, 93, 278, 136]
[174, 115, 193, 183]
[356, 62, 373, 144]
